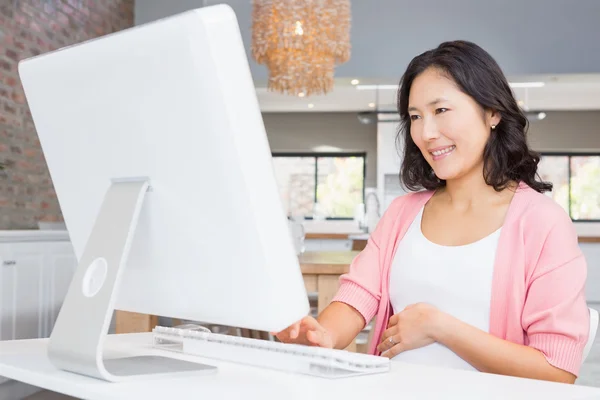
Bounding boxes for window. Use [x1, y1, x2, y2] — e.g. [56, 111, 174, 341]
[272, 152, 366, 219]
[538, 153, 600, 221]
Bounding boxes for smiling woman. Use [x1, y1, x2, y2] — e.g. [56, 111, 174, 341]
[274, 40, 590, 385]
[397, 42, 552, 194]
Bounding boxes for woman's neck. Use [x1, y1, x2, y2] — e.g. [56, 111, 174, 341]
[438, 167, 515, 211]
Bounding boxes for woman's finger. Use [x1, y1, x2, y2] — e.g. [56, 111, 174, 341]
[306, 328, 334, 348]
[272, 320, 301, 342]
[377, 332, 398, 353]
[306, 329, 322, 345]
[379, 325, 396, 346]
[300, 316, 323, 332]
[381, 341, 406, 359]
[387, 313, 399, 328]
[289, 321, 301, 339]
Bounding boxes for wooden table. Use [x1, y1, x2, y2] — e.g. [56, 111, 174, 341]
[298, 251, 359, 351]
[298, 251, 357, 319]
[115, 251, 361, 348]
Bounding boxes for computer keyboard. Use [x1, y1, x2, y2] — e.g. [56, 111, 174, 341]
[152, 325, 390, 378]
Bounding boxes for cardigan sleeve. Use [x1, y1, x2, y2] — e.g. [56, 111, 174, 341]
[330, 238, 381, 326]
[521, 209, 590, 377]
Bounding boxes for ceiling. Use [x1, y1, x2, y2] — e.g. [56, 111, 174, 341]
[137, 1, 600, 84]
[134, 2, 600, 115]
[257, 73, 600, 113]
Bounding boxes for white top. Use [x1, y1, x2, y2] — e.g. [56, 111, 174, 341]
[1, 334, 599, 400]
[389, 206, 501, 371]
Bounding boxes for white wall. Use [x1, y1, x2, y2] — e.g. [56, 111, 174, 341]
[263, 112, 378, 188]
[377, 119, 405, 210]
[582, 243, 600, 302]
[528, 111, 600, 151]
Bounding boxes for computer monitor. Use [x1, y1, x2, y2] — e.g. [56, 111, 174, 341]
[18, 4, 310, 381]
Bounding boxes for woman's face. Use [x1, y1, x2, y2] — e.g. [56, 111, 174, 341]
[407, 67, 500, 182]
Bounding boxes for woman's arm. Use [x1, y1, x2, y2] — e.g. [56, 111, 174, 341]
[433, 311, 576, 384]
[377, 303, 578, 384]
[318, 302, 365, 349]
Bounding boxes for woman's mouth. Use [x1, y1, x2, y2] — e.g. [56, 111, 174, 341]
[429, 145, 456, 161]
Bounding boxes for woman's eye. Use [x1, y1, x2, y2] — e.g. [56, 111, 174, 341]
[410, 115, 421, 121]
[435, 108, 448, 114]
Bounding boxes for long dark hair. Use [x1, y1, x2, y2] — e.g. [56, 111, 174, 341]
[397, 40, 551, 193]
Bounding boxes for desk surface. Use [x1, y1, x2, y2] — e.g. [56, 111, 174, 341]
[1, 333, 599, 400]
[299, 251, 359, 275]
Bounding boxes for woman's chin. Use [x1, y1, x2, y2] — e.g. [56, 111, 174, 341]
[432, 170, 458, 181]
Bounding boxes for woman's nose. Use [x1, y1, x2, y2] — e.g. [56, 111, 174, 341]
[421, 117, 441, 141]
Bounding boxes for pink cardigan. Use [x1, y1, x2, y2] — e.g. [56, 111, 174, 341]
[332, 182, 589, 376]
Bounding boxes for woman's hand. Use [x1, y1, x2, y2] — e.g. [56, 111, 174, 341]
[272, 316, 335, 348]
[377, 303, 441, 358]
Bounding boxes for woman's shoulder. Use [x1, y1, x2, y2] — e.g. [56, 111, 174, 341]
[512, 183, 578, 252]
[387, 189, 434, 211]
[505, 183, 583, 281]
[514, 183, 572, 228]
[370, 190, 434, 240]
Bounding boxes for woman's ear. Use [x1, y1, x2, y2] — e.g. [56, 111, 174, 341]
[488, 109, 501, 129]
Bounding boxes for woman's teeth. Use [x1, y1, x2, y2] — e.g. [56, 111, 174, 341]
[431, 146, 455, 156]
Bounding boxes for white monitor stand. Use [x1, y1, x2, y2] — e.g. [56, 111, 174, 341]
[48, 179, 216, 381]
[18, 4, 310, 382]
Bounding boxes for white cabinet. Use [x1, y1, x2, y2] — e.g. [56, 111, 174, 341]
[0, 238, 77, 342]
[0, 242, 45, 342]
[304, 239, 353, 252]
[0, 237, 76, 392]
[377, 117, 408, 213]
[41, 242, 77, 338]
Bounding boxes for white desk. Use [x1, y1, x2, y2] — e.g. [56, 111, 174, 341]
[1, 333, 600, 400]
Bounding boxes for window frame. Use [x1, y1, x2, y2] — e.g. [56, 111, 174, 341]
[271, 151, 367, 220]
[539, 151, 600, 223]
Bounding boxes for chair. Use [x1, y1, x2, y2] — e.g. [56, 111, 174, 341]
[583, 307, 599, 363]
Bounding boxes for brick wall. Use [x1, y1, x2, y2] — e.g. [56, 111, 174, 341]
[0, 0, 133, 229]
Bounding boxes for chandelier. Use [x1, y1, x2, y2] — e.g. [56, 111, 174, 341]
[251, 0, 351, 96]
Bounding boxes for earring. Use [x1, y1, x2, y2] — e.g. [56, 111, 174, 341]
[491, 124, 496, 130]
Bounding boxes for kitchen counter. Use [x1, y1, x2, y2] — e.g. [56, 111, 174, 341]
[312, 231, 600, 244]
[0, 229, 596, 244]
[305, 232, 364, 239]
[0, 230, 70, 243]
[580, 237, 600, 243]
[298, 250, 359, 275]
